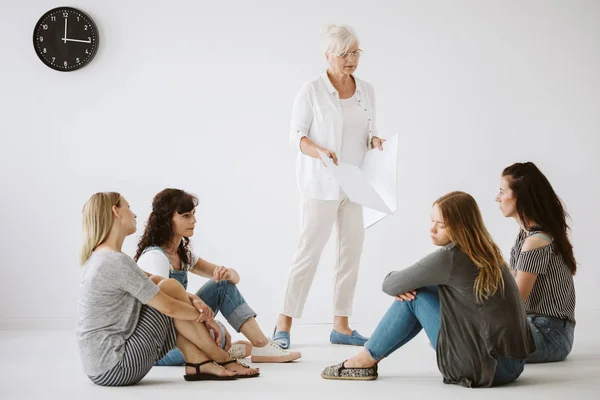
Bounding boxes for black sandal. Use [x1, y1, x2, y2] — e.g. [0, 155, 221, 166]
[184, 360, 237, 381]
[219, 359, 260, 379]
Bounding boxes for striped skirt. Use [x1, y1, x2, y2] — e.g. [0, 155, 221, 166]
[89, 305, 178, 386]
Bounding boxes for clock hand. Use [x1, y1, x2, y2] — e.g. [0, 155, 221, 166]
[64, 38, 92, 43]
[62, 18, 67, 43]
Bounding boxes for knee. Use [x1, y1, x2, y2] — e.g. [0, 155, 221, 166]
[158, 278, 186, 297]
[216, 279, 235, 290]
[197, 279, 235, 296]
[150, 275, 165, 285]
[415, 288, 438, 301]
[391, 298, 410, 309]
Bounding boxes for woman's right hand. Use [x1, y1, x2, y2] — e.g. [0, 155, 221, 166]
[300, 137, 338, 165]
[316, 147, 338, 166]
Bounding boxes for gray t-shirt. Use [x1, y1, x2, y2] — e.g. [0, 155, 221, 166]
[383, 244, 535, 388]
[76, 250, 160, 377]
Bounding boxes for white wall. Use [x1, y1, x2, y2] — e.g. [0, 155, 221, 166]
[1, 0, 599, 329]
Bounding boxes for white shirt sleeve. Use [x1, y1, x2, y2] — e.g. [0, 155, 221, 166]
[289, 82, 314, 151]
[137, 249, 171, 279]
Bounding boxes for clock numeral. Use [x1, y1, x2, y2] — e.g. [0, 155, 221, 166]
[50, 16, 56, 22]
[84, 25, 88, 30]
[88, 37, 91, 41]
[42, 24, 48, 30]
[76, 58, 81, 63]
[43, 48, 47, 54]
[63, 12, 68, 18]
[85, 49, 89, 54]
[52, 57, 56, 63]
[39, 36, 44, 42]
[77, 16, 80, 22]
[64, 61, 68, 67]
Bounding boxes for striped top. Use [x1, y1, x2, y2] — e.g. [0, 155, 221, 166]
[510, 229, 576, 324]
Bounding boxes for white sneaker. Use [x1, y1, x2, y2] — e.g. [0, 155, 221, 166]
[250, 340, 302, 363]
[227, 340, 252, 359]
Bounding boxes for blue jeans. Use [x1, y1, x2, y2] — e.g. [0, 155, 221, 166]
[155, 273, 257, 366]
[365, 286, 441, 359]
[526, 315, 575, 363]
[364, 286, 524, 386]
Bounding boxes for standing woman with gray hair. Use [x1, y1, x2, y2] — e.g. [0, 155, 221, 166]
[274, 24, 385, 348]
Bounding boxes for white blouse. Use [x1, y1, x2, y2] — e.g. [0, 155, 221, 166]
[289, 72, 378, 200]
[339, 94, 370, 167]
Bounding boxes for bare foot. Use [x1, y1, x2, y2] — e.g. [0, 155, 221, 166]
[222, 359, 260, 377]
[185, 361, 236, 378]
[343, 350, 377, 368]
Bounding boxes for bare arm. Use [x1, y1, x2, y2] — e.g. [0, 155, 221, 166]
[190, 257, 241, 284]
[146, 290, 203, 321]
[514, 234, 549, 302]
[189, 257, 215, 279]
[515, 270, 538, 303]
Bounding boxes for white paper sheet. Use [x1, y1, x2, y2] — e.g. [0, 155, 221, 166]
[318, 132, 399, 229]
[361, 133, 399, 228]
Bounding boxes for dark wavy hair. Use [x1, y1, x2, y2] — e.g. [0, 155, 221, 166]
[134, 188, 198, 266]
[502, 162, 576, 275]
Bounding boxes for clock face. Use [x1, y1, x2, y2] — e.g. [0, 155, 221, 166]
[33, 7, 99, 71]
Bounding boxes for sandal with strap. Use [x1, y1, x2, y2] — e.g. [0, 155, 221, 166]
[183, 360, 237, 381]
[219, 359, 260, 379]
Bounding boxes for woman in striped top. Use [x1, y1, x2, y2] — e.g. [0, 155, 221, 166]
[77, 193, 259, 386]
[496, 162, 576, 363]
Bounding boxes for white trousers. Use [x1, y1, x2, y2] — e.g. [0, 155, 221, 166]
[282, 195, 365, 318]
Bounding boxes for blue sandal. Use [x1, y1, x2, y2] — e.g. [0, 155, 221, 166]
[272, 327, 291, 349]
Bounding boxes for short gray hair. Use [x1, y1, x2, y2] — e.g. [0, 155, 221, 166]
[320, 23, 359, 56]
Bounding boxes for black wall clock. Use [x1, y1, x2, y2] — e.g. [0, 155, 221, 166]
[33, 7, 99, 71]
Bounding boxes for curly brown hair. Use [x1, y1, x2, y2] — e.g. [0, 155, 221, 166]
[134, 188, 198, 266]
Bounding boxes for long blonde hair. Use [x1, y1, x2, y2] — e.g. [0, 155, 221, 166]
[435, 191, 507, 303]
[79, 192, 121, 265]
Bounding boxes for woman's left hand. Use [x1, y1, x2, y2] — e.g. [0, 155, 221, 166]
[213, 266, 230, 282]
[224, 327, 232, 351]
[371, 136, 386, 151]
[394, 290, 417, 302]
[204, 319, 224, 346]
[213, 266, 240, 284]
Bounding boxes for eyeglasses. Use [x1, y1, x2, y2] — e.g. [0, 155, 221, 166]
[336, 49, 363, 59]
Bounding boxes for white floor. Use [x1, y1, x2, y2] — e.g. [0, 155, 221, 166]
[1, 321, 599, 400]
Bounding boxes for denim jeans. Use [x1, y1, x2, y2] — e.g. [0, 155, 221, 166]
[364, 286, 524, 386]
[155, 270, 256, 366]
[365, 286, 441, 360]
[526, 315, 575, 363]
[492, 357, 525, 386]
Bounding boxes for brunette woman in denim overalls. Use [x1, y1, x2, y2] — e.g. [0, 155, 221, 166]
[135, 189, 301, 365]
